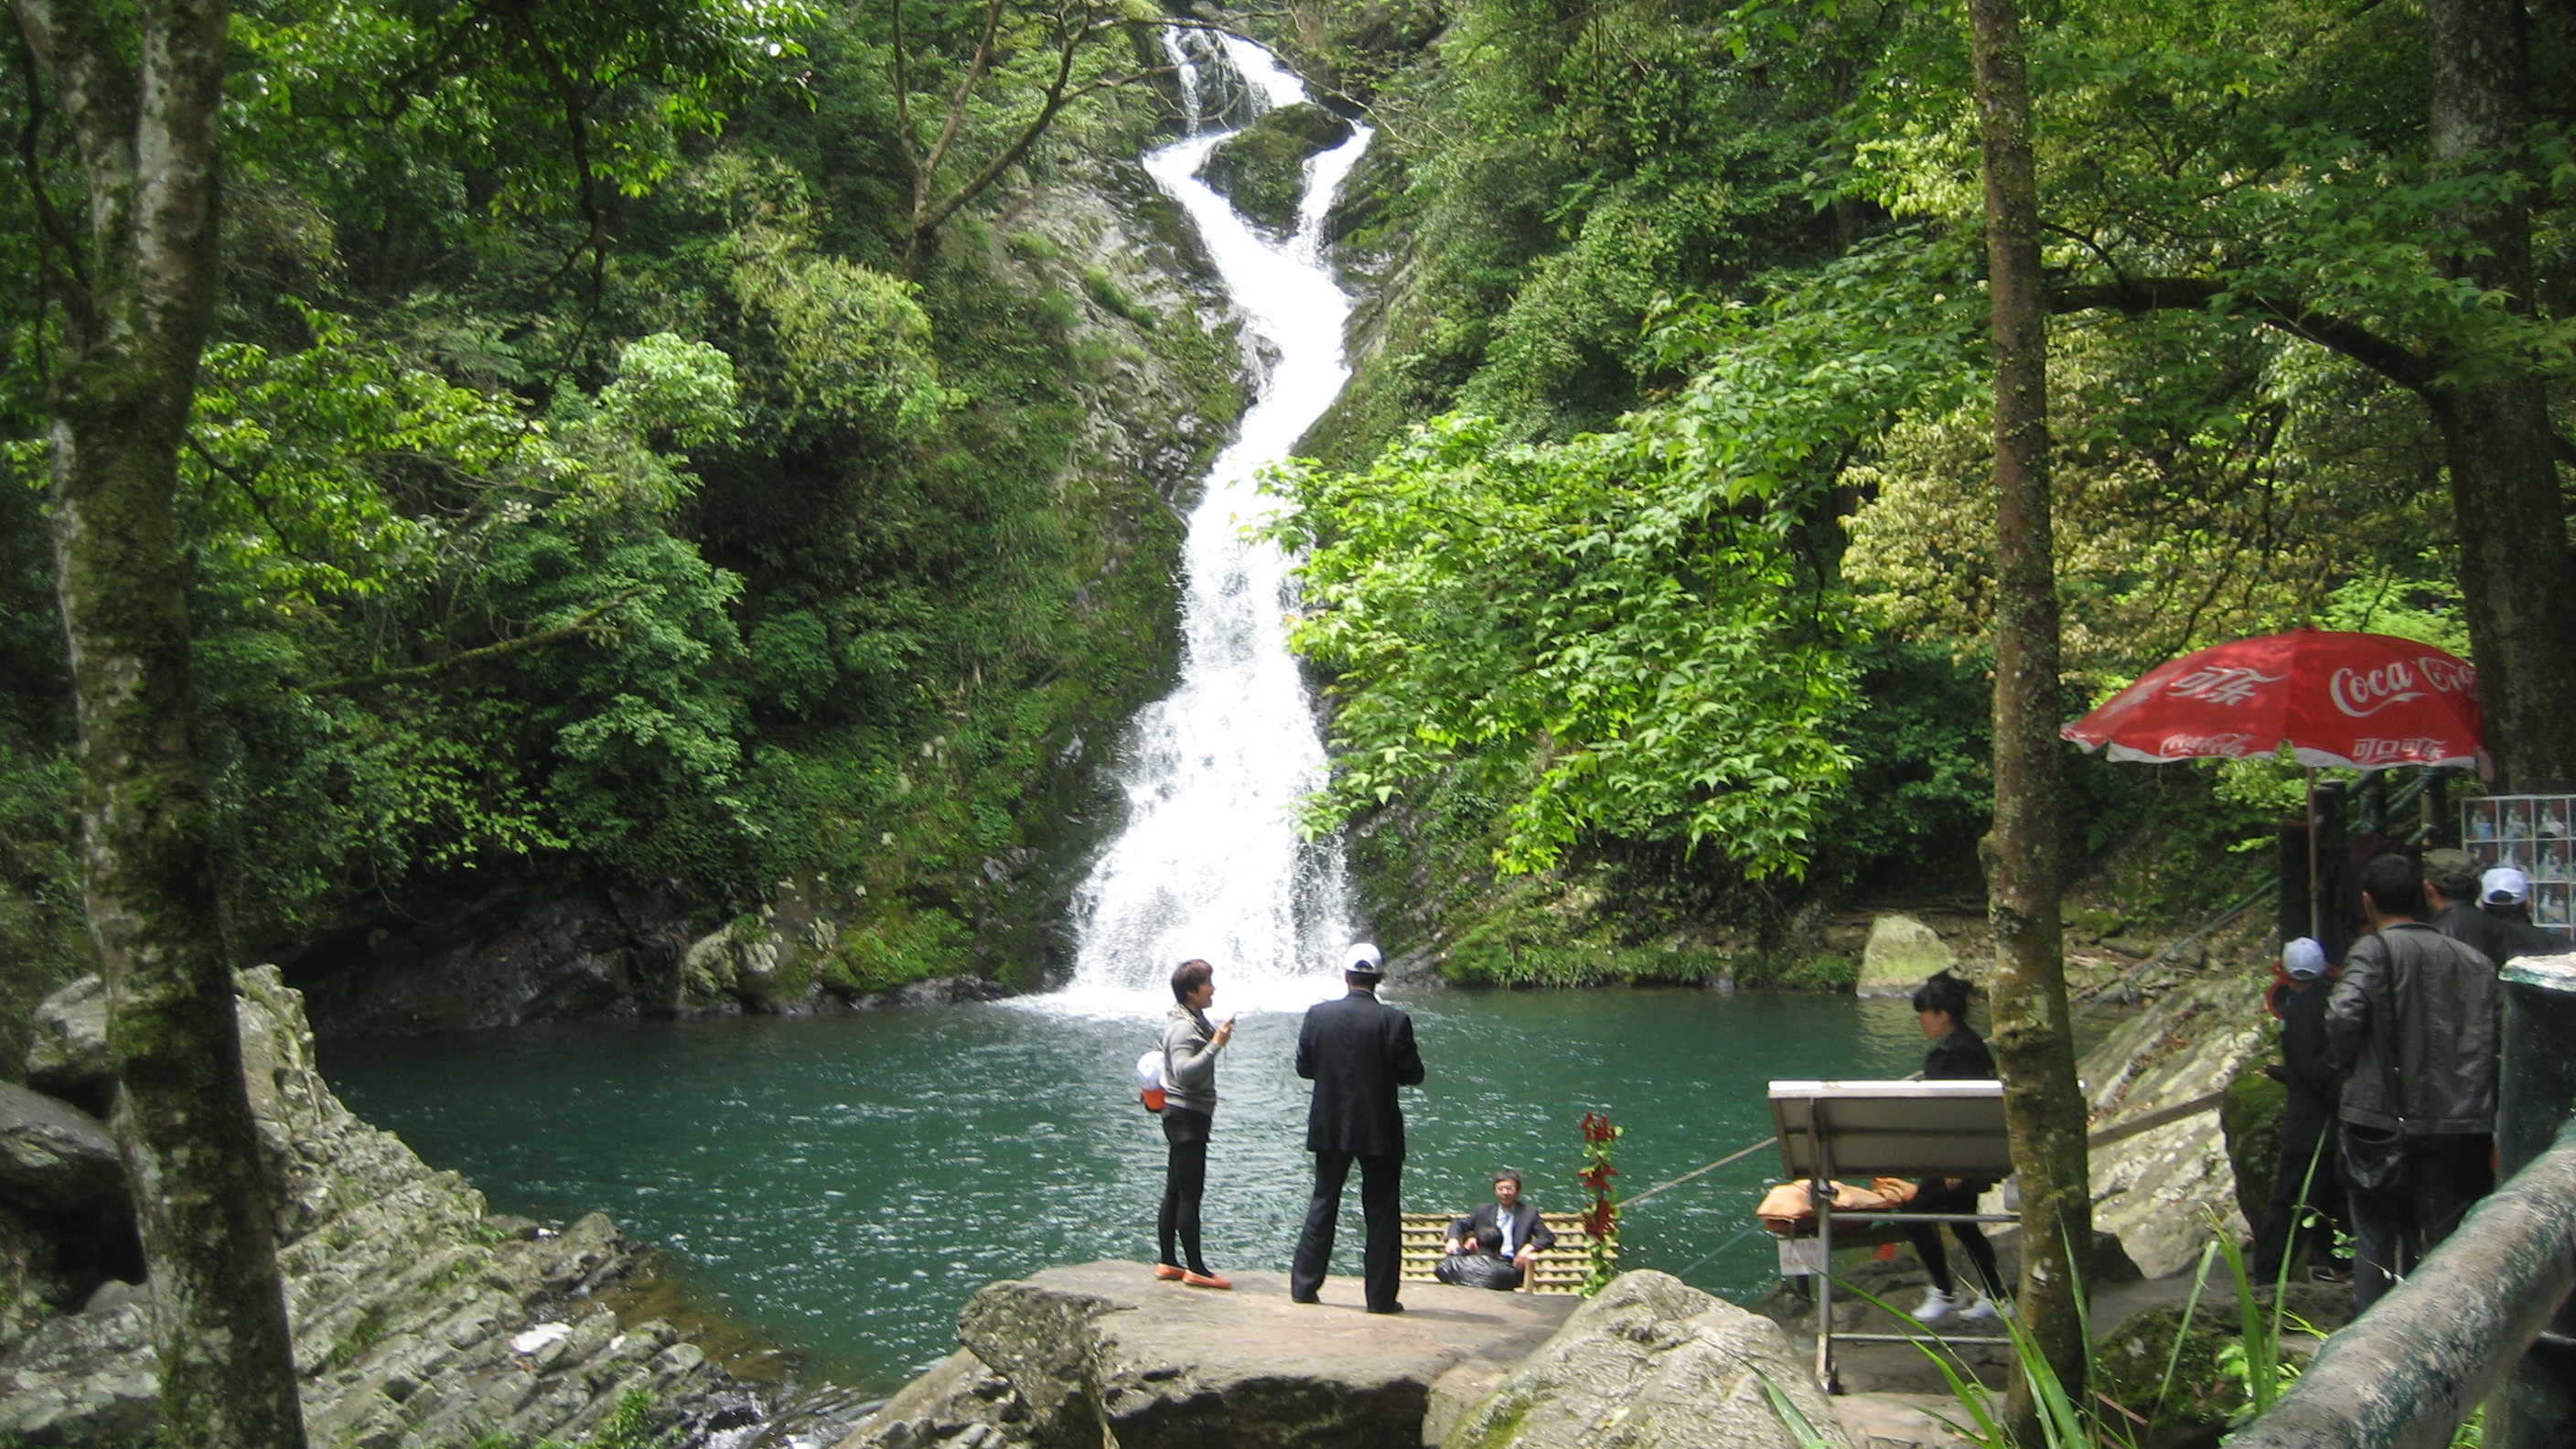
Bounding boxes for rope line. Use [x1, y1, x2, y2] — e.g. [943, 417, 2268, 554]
[1617, 1134, 1777, 1213]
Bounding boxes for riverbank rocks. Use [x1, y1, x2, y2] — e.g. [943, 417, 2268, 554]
[1196, 103, 1357, 235]
[1854, 914, 1957, 998]
[840, 1261, 1579, 1449]
[0, 1084, 122, 1218]
[21, 977, 113, 1119]
[1440, 1270, 1848, 1449]
[0, 970, 766, 1446]
[2077, 966, 2272, 1277]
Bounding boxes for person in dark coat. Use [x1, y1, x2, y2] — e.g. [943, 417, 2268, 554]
[2474, 866, 2564, 965]
[1898, 971, 2004, 1324]
[1288, 941, 1425, 1313]
[2328, 853, 2501, 1313]
[1437, 1168, 1556, 1290]
[2249, 938, 2348, 1283]
[2423, 847, 2508, 967]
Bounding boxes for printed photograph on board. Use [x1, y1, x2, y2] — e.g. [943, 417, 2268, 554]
[2503, 797, 2536, 845]
[2467, 796, 2499, 843]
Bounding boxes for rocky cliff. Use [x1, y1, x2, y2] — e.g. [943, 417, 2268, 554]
[0, 970, 822, 1446]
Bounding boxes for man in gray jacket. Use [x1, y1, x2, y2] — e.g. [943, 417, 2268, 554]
[2327, 852, 2501, 1312]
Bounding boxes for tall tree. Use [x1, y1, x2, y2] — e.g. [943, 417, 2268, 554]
[7, 1, 309, 1445]
[2420, 0, 2575, 792]
[1964, 0, 2090, 1427]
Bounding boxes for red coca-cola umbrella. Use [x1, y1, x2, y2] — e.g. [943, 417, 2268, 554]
[2061, 627, 2481, 770]
[2063, 627, 2482, 938]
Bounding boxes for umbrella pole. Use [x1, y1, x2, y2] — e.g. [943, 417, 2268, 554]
[2318, 763, 2338, 943]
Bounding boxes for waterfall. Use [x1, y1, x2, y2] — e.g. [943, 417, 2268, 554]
[1048, 35, 1375, 1017]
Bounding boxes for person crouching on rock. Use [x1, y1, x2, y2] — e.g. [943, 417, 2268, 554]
[1435, 1168, 1555, 1290]
[1154, 959, 1235, 1289]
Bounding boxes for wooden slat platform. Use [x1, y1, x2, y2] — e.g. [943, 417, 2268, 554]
[1400, 1211, 1609, 1294]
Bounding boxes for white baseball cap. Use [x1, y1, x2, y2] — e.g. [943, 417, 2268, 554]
[1344, 941, 1384, 976]
[2482, 865, 2531, 907]
[2282, 938, 2327, 980]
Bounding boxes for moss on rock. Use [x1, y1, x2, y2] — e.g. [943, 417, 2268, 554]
[1195, 104, 1356, 234]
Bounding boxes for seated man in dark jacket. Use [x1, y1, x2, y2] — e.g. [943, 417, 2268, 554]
[1436, 1169, 1555, 1289]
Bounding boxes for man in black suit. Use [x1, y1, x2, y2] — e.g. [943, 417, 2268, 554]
[1439, 1168, 1555, 1289]
[1288, 941, 1426, 1313]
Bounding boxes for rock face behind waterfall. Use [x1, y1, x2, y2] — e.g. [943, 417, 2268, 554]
[0, 971, 761, 1446]
[1195, 103, 1356, 235]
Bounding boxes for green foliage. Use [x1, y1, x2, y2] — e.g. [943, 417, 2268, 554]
[0, 735, 90, 1073]
[1266, 407, 1860, 879]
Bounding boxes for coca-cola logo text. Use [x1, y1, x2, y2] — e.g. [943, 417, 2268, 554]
[2158, 733, 2257, 757]
[2163, 667, 2283, 707]
[2350, 736, 2459, 767]
[2328, 656, 2474, 718]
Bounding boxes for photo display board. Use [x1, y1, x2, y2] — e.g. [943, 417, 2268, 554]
[2463, 793, 2576, 935]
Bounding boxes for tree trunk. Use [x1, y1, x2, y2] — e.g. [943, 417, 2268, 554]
[1964, 0, 2092, 1431]
[12, 2, 309, 1444]
[2423, 0, 2576, 794]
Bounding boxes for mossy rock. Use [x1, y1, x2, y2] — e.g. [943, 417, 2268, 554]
[1195, 104, 1356, 234]
[2219, 1055, 2287, 1231]
[2093, 1283, 2345, 1443]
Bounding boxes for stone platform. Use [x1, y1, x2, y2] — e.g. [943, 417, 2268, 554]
[845, 1261, 1581, 1448]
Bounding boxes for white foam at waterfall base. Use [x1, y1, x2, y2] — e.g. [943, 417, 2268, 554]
[1045, 38, 1376, 1021]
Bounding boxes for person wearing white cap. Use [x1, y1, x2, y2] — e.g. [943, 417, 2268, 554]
[2250, 938, 2347, 1283]
[1287, 941, 1424, 1313]
[2475, 866, 2563, 966]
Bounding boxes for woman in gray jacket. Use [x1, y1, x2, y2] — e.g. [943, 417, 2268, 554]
[1155, 959, 1235, 1288]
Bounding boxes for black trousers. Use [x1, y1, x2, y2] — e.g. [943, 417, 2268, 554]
[1289, 1148, 1402, 1310]
[1899, 1177, 2003, 1298]
[2347, 1130, 2492, 1313]
[2250, 1095, 2345, 1283]
[1156, 1107, 1212, 1272]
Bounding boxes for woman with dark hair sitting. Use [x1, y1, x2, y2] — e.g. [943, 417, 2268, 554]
[1901, 971, 2005, 1323]
[1154, 959, 1235, 1288]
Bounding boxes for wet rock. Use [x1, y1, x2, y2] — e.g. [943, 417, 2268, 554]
[1855, 914, 1956, 998]
[1440, 1270, 1847, 1449]
[285, 880, 701, 1036]
[1195, 103, 1356, 236]
[836, 1349, 1034, 1449]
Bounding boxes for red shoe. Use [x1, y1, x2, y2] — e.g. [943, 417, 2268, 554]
[1181, 1270, 1232, 1290]
[1154, 1263, 1186, 1281]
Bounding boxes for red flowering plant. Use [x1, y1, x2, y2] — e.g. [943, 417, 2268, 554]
[1577, 1111, 1622, 1294]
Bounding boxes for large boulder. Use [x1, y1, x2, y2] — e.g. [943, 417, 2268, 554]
[2077, 968, 2273, 1277]
[0, 1082, 123, 1217]
[1854, 915, 1956, 999]
[21, 977, 113, 1120]
[0, 968, 755, 1447]
[915, 1261, 1577, 1449]
[1440, 1270, 1850, 1449]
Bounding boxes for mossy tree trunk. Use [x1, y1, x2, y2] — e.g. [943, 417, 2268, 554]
[2422, 0, 2576, 795]
[1964, 0, 2093, 1432]
[10, 3, 309, 1445]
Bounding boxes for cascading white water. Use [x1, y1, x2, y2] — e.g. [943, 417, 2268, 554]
[1049, 35, 1375, 1016]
